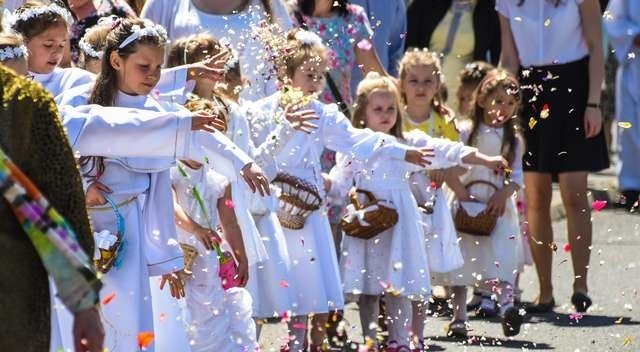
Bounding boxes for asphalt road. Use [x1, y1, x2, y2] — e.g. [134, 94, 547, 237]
[258, 209, 640, 351]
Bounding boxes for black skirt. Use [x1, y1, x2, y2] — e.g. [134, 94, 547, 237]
[518, 57, 609, 174]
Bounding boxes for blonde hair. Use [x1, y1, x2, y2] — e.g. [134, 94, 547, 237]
[184, 96, 230, 133]
[398, 48, 452, 120]
[0, 32, 25, 56]
[352, 72, 404, 139]
[280, 28, 328, 82]
[77, 24, 111, 69]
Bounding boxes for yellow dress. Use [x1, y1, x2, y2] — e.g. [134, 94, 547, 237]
[402, 111, 460, 142]
[430, 0, 476, 97]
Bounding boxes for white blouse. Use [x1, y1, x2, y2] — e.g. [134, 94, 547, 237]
[496, 0, 589, 67]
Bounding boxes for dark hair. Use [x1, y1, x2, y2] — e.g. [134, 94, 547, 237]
[297, 0, 348, 17]
[12, 1, 71, 41]
[89, 18, 167, 107]
[467, 69, 523, 165]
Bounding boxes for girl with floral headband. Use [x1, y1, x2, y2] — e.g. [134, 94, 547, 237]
[9, 1, 95, 98]
[247, 28, 436, 351]
[0, 32, 28, 75]
[54, 17, 271, 352]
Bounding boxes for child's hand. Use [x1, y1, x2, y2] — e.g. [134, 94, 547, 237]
[187, 50, 231, 81]
[160, 271, 185, 299]
[428, 169, 446, 188]
[283, 105, 319, 134]
[484, 155, 509, 173]
[191, 110, 227, 133]
[85, 181, 111, 207]
[194, 226, 216, 251]
[405, 147, 436, 167]
[321, 172, 332, 193]
[485, 188, 511, 216]
[235, 258, 249, 287]
[241, 162, 271, 196]
[456, 190, 475, 202]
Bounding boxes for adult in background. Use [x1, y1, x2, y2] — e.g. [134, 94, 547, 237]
[349, 0, 407, 94]
[406, 0, 500, 98]
[0, 64, 103, 351]
[66, 0, 136, 64]
[498, 0, 608, 313]
[605, 0, 640, 209]
[141, 0, 293, 102]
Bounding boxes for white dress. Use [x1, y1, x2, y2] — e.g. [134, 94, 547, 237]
[248, 92, 412, 315]
[30, 67, 94, 100]
[141, 0, 293, 101]
[442, 124, 525, 286]
[171, 164, 257, 351]
[227, 102, 297, 318]
[329, 130, 476, 299]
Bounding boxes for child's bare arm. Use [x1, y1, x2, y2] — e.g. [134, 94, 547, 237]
[444, 168, 472, 201]
[217, 185, 249, 286]
[172, 187, 215, 251]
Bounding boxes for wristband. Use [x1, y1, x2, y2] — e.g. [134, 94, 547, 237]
[586, 102, 600, 109]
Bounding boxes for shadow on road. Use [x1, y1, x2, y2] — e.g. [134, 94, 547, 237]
[527, 313, 639, 328]
[426, 335, 554, 350]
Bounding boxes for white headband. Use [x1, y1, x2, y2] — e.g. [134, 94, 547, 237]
[118, 21, 168, 49]
[78, 38, 103, 59]
[8, 4, 74, 30]
[0, 45, 27, 61]
[294, 30, 323, 46]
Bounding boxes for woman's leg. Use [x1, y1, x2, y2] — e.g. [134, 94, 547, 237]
[358, 294, 380, 342]
[558, 172, 592, 295]
[524, 172, 555, 303]
[287, 315, 308, 350]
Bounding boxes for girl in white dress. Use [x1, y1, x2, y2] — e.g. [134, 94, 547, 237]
[167, 35, 305, 333]
[171, 160, 257, 351]
[9, 2, 95, 98]
[445, 69, 526, 338]
[327, 73, 506, 350]
[55, 18, 269, 352]
[248, 29, 436, 350]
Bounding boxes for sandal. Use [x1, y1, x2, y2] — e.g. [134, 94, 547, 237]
[571, 292, 592, 313]
[446, 319, 469, 338]
[501, 306, 523, 337]
[524, 297, 555, 314]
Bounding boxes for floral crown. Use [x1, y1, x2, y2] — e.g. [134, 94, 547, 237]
[0, 45, 27, 61]
[118, 20, 168, 49]
[78, 38, 102, 59]
[293, 30, 322, 46]
[7, 3, 74, 30]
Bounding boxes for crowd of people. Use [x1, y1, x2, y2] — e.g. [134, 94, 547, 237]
[0, 0, 637, 351]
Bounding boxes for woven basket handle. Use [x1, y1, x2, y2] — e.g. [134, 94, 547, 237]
[464, 180, 499, 199]
[349, 189, 377, 210]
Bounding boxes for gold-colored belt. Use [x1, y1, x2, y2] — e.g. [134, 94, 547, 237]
[89, 196, 137, 211]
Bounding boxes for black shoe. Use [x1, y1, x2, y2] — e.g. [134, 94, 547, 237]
[466, 291, 482, 311]
[571, 292, 592, 313]
[616, 190, 640, 211]
[502, 307, 523, 337]
[524, 298, 555, 314]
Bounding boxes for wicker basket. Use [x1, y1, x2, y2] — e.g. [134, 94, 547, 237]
[272, 173, 322, 229]
[340, 189, 399, 240]
[454, 180, 498, 237]
[180, 243, 199, 276]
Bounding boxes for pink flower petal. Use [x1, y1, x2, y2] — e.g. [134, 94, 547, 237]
[592, 200, 607, 212]
[356, 39, 372, 51]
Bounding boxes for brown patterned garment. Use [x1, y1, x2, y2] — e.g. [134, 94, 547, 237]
[0, 65, 93, 351]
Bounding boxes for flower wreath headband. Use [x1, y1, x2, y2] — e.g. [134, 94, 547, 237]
[0, 45, 28, 61]
[6, 3, 74, 31]
[78, 16, 122, 60]
[118, 20, 168, 49]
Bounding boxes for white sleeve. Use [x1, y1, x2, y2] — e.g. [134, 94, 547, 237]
[271, 0, 294, 30]
[604, 0, 640, 63]
[321, 104, 410, 161]
[404, 130, 477, 171]
[187, 131, 255, 182]
[326, 152, 357, 200]
[61, 104, 193, 159]
[156, 65, 194, 105]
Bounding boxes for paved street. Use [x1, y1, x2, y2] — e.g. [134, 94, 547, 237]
[258, 188, 640, 351]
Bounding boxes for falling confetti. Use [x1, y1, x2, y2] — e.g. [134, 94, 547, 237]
[529, 117, 538, 130]
[224, 199, 235, 208]
[137, 332, 155, 350]
[563, 243, 571, 253]
[356, 39, 373, 51]
[279, 280, 289, 288]
[592, 200, 607, 212]
[101, 292, 116, 306]
[540, 104, 550, 119]
[544, 18, 552, 27]
[569, 312, 583, 322]
[618, 121, 633, 129]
